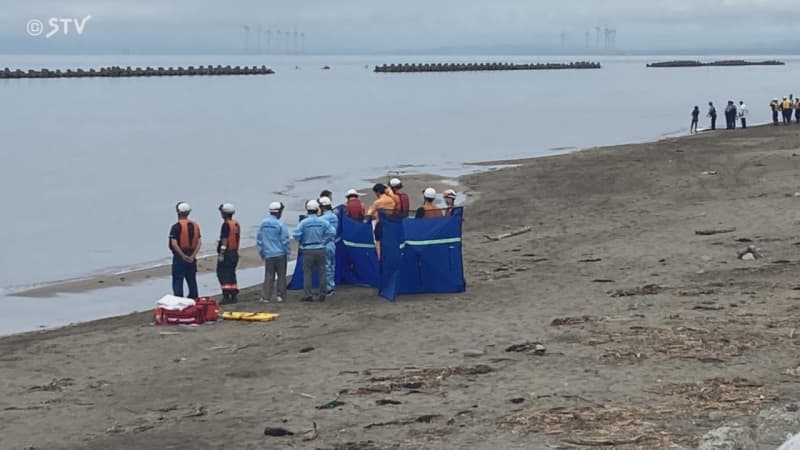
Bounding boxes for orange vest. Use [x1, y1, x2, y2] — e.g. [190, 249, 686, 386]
[423, 203, 442, 218]
[177, 219, 200, 250]
[223, 219, 240, 251]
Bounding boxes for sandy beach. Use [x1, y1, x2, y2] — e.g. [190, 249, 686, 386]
[3, 125, 800, 449]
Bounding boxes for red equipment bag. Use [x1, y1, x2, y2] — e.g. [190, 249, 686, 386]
[195, 297, 219, 322]
[163, 305, 202, 325]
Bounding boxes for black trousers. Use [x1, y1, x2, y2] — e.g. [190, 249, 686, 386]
[741, 117, 747, 128]
[773, 111, 779, 124]
[216, 250, 239, 297]
[172, 256, 198, 298]
[710, 116, 716, 130]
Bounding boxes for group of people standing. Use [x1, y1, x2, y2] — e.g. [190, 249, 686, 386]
[167, 178, 462, 305]
[690, 101, 748, 133]
[769, 96, 800, 125]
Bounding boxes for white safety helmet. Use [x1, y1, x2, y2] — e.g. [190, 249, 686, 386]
[423, 187, 437, 200]
[443, 189, 457, 199]
[220, 203, 235, 214]
[346, 189, 362, 197]
[306, 199, 320, 211]
[176, 202, 192, 213]
[389, 178, 402, 188]
[318, 196, 332, 207]
[268, 201, 282, 212]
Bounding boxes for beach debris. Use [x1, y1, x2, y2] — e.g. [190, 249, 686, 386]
[291, 390, 315, 399]
[263, 427, 294, 437]
[463, 348, 485, 357]
[299, 346, 315, 353]
[701, 170, 718, 175]
[376, 399, 402, 406]
[698, 425, 756, 450]
[340, 365, 493, 395]
[695, 227, 736, 236]
[510, 397, 526, 404]
[579, 257, 602, 263]
[300, 422, 318, 442]
[505, 342, 546, 356]
[608, 284, 662, 297]
[184, 406, 207, 418]
[364, 414, 442, 429]
[592, 279, 615, 283]
[29, 378, 74, 392]
[692, 304, 724, 311]
[784, 365, 800, 377]
[563, 436, 647, 446]
[551, 316, 604, 327]
[316, 400, 345, 410]
[737, 245, 763, 260]
[483, 226, 532, 241]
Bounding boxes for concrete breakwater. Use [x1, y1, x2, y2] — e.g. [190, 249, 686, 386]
[0, 65, 275, 79]
[647, 60, 785, 68]
[374, 61, 601, 73]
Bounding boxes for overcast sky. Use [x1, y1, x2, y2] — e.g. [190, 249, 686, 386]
[1, 0, 798, 54]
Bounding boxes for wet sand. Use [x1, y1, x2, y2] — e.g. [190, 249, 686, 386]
[3, 125, 800, 449]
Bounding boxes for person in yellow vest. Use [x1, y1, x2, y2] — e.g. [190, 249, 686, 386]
[771, 99, 780, 125]
[366, 183, 396, 260]
[217, 203, 241, 304]
[782, 96, 792, 124]
[415, 187, 443, 218]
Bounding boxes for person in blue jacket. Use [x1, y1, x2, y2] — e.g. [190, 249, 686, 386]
[292, 199, 336, 302]
[257, 201, 290, 303]
[318, 196, 339, 296]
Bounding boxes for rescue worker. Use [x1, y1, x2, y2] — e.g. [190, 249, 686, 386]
[782, 96, 792, 124]
[690, 106, 700, 134]
[415, 187, 442, 218]
[443, 189, 458, 215]
[319, 196, 338, 296]
[366, 183, 396, 260]
[257, 202, 290, 303]
[707, 102, 717, 130]
[389, 178, 411, 217]
[168, 202, 201, 299]
[343, 189, 366, 221]
[738, 101, 747, 129]
[216, 203, 241, 304]
[771, 99, 780, 125]
[292, 199, 335, 302]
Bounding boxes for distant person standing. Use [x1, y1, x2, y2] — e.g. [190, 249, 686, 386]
[738, 101, 748, 129]
[366, 183, 396, 260]
[771, 99, 780, 125]
[169, 202, 201, 299]
[795, 98, 800, 123]
[690, 106, 700, 133]
[216, 203, 240, 304]
[318, 196, 338, 296]
[443, 189, 459, 216]
[782, 96, 792, 124]
[724, 101, 737, 129]
[257, 202, 290, 303]
[292, 200, 335, 302]
[707, 102, 717, 130]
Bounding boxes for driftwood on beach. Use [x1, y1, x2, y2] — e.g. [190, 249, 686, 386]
[646, 60, 785, 68]
[375, 61, 601, 73]
[0, 65, 275, 80]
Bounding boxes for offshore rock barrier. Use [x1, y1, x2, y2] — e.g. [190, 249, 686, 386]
[374, 61, 601, 73]
[0, 65, 275, 79]
[647, 60, 785, 68]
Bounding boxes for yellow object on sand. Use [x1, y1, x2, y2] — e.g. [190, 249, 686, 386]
[222, 311, 279, 322]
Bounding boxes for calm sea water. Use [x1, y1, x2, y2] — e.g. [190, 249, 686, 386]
[1, 53, 799, 332]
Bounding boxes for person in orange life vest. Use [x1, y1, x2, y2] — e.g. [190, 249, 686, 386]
[443, 189, 459, 215]
[216, 203, 241, 304]
[389, 178, 411, 217]
[415, 187, 443, 218]
[169, 202, 201, 298]
[343, 189, 366, 221]
[366, 183, 396, 260]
